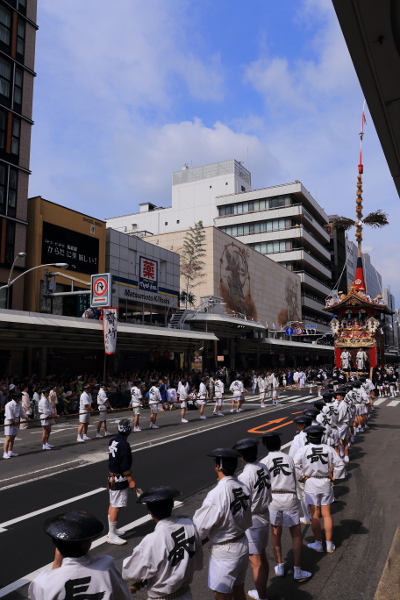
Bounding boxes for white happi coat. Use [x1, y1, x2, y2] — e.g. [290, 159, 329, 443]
[238, 461, 271, 527]
[260, 451, 298, 511]
[28, 554, 131, 600]
[97, 388, 108, 410]
[230, 380, 244, 398]
[258, 377, 266, 394]
[288, 431, 308, 459]
[79, 391, 92, 413]
[4, 399, 27, 425]
[336, 399, 351, 439]
[38, 396, 53, 420]
[193, 476, 252, 560]
[148, 386, 161, 406]
[122, 516, 203, 598]
[214, 380, 225, 398]
[294, 442, 346, 496]
[198, 382, 208, 399]
[130, 386, 142, 407]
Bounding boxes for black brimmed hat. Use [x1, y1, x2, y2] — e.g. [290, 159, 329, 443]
[207, 448, 241, 458]
[137, 486, 181, 504]
[294, 415, 312, 425]
[44, 511, 104, 542]
[232, 438, 259, 451]
[303, 408, 320, 419]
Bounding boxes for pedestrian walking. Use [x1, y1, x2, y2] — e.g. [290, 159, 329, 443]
[198, 377, 208, 419]
[96, 382, 114, 437]
[129, 379, 142, 432]
[3, 392, 30, 459]
[76, 384, 94, 442]
[213, 376, 225, 416]
[39, 388, 58, 451]
[148, 380, 161, 429]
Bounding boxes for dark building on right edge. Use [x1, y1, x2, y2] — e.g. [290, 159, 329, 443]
[325, 216, 349, 295]
[0, 0, 37, 308]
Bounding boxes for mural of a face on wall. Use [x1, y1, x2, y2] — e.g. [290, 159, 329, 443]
[278, 277, 301, 326]
[219, 243, 258, 319]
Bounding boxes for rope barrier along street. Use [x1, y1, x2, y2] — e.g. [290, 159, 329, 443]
[0, 406, 134, 429]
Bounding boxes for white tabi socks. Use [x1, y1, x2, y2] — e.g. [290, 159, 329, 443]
[107, 519, 127, 545]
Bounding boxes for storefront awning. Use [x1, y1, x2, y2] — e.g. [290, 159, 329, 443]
[263, 337, 334, 352]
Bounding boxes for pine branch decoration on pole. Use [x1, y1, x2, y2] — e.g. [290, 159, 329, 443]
[180, 221, 206, 308]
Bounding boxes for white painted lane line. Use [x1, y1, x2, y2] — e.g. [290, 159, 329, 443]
[0, 459, 81, 484]
[387, 400, 400, 407]
[304, 396, 319, 403]
[288, 396, 306, 403]
[373, 398, 386, 406]
[0, 500, 183, 598]
[0, 487, 106, 533]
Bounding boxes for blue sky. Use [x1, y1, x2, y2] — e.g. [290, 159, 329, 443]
[29, 0, 400, 301]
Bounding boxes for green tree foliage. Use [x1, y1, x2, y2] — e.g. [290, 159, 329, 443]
[180, 221, 206, 308]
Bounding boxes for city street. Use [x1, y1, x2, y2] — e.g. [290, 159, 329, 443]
[1, 390, 400, 599]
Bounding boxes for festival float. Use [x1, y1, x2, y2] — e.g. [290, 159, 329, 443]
[323, 105, 393, 375]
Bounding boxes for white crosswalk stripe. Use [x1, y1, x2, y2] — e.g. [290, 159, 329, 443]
[387, 400, 400, 407]
[373, 398, 386, 406]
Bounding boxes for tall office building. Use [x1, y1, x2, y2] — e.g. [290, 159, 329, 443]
[0, 0, 37, 309]
[107, 160, 333, 332]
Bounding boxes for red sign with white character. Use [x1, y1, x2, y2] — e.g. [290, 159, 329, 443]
[139, 256, 158, 292]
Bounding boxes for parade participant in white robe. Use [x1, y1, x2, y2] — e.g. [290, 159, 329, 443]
[213, 377, 225, 416]
[76, 385, 93, 442]
[179, 379, 190, 423]
[260, 433, 311, 582]
[123, 487, 203, 600]
[96, 382, 114, 437]
[344, 384, 357, 443]
[234, 438, 272, 600]
[3, 392, 30, 459]
[294, 425, 346, 554]
[289, 415, 313, 525]
[340, 350, 351, 371]
[129, 380, 142, 432]
[148, 381, 161, 429]
[258, 374, 267, 408]
[28, 511, 131, 600]
[356, 348, 367, 371]
[230, 377, 245, 413]
[335, 387, 351, 461]
[193, 448, 252, 600]
[198, 377, 208, 419]
[38, 388, 58, 451]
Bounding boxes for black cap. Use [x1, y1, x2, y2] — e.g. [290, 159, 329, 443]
[359, 374, 367, 380]
[41, 388, 50, 394]
[353, 380, 361, 387]
[305, 425, 325, 435]
[294, 415, 312, 425]
[337, 386, 347, 395]
[321, 392, 332, 400]
[207, 448, 241, 458]
[261, 432, 283, 439]
[84, 384, 91, 389]
[313, 400, 325, 410]
[137, 486, 181, 504]
[12, 391, 22, 398]
[44, 511, 104, 542]
[100, 382, 108, 387]
[232, 438, 259, 451]
[303, 408, 320, 419]
[201, 377, 207, 382]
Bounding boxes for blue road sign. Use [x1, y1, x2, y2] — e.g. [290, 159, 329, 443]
[285, 327, 294, 336]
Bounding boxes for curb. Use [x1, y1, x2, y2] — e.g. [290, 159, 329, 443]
[374, 526, 400, 600]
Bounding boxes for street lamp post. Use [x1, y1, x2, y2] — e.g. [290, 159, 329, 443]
[0, 262, 69, 310]
[6, 252, 26, 309]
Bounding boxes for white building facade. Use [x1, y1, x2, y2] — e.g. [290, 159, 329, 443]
[106, 160, 333, 332]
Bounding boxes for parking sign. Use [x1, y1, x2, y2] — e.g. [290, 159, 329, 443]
[91, 273, 112, 308]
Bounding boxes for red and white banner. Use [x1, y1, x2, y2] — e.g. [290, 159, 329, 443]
[102, 308, 118, 355]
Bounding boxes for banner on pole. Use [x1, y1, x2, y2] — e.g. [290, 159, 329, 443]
[102, 308, 118, 354]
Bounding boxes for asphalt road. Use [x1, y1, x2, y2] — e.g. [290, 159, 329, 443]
[2, 390, 400, 599]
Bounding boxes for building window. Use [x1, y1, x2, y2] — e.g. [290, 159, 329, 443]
[0, 109, 6, 150]
[0, 164, 5, 213]
[241, 185, 245, 191]
[17, 0, 27, 15]
[218, 195, 292, 216]
[5, 218, 15, 265]
[0, 6, 11, 48]
[8, 167, 17, 217]
[0, 57, 11, 105]
[13, 67, 23, 111]
[252, 240, 293, 254]
[165, 222, 168, 226]
[11, 118, 20, 155]
[16, 19, 25, 61]
[176, 220, 179, 224]
[220, 218, 291, 237]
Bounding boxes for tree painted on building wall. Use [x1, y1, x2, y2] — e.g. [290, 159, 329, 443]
[180, 221, 206, 308]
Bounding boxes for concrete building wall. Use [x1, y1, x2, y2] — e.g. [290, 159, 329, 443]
[143, 226, 302, 328]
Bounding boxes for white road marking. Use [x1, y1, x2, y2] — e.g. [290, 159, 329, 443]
[0, 487, 106, 533]
[0, 459, 81, 484]
[288, 396, 306, 403]
[387, 400, 400, 407]
[373, 398, 386, 406]
[0, 403, 292, 491]
[304, 396, 318, 403]
[0, 501, 183, 598]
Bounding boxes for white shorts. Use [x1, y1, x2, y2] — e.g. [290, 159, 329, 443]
[215, 396, 223, 406]
[305, 489, 335, 506]
[109, 488, 129, 508]
[180, 401, 187, 409]
[197, 399, 206, 406]
[208, 553, 248, 593]
[149, 404, 158, 414]
[131, 407, 140, 415]
[79, 413, 90, 424]
[246, 524, 269, 554]
[269, 508, 300, 528]
[98, 410, 107, 421]
[4, 425, 18, 436]
[41, 419, 52, 427]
